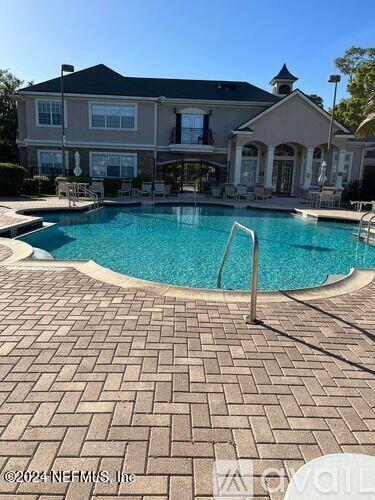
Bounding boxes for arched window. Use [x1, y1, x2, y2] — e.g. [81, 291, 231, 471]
[242, 144, 258, 157]
[279, 84, 291, 95]
[313, 147, 322, 159]
[241, 144, 258, 186]
[275, 144, 294, 157]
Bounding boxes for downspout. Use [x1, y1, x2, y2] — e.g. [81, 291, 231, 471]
[153, 101, 158, 179]
[155, 96, 165, 180]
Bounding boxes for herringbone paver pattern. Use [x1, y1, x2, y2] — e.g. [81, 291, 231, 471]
[0, 245, 12, 262]
[0, 265, 374, 499]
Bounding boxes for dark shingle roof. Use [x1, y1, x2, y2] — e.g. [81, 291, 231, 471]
[270, 63, 298, 84]
[19, 64, 279, 103]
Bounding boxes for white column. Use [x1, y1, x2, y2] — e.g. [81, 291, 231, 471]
[234, 145, 243, 186]
[302, 148, 314, 191]
[264, 147, 275, 189]
[335, 149, 346, 189]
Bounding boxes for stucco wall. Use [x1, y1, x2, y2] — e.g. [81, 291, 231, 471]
[249, 94, 344, 148]
[23, 96, 155, 145]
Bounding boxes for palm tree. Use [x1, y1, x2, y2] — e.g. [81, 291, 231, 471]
[356, 99, 375, 138]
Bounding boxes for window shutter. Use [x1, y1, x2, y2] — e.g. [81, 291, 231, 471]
[203, 114, 209, 132]
[203, 114, 209, 143]
[175, 113, 182, 143]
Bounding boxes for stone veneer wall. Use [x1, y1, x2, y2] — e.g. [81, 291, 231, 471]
[24, 146, 154, 178]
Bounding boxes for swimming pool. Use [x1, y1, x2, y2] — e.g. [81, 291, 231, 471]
[20, 205, 375, 291]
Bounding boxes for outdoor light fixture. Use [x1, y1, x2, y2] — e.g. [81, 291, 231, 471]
[326, 74, 341, 177]
[61, 64, 75, 177]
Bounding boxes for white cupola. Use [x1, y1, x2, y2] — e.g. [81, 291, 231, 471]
[270, 63, 298, 96]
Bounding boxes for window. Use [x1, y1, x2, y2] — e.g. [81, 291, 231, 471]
[275, 144, 294, 157]
[242, 145, 258, 158]
[278, 84, 291, 95]
[38, 150, 67, 175]
[331, 151, 353, 184]
[181, 114, 204, 144]
[241, 144, 258, 186]
[90, 152, 137, 178]
[90, 103, 136, 129]
[36, 100, 62, 126]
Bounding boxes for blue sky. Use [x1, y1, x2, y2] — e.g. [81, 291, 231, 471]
[3, 0, 375, 106]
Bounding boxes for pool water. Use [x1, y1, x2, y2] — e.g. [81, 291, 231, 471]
[20, 205, 375, 291]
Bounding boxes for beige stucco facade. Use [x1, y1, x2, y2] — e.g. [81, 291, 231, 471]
[16, 87, 366, 197]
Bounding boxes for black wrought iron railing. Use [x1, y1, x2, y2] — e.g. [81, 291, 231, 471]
[170, 127, 214, 145]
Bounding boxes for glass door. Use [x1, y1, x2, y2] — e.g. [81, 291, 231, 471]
[272, 160, 293, 195]
[181, 114, 204, 144]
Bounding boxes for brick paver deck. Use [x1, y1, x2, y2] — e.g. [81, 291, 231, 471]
[0, 263, 374, 499]
[0, 245, 12, 263]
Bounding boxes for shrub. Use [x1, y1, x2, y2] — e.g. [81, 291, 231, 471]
[0, 163, 27, 196]
[34, 175, 56, 195]
[21, 178, 40, 195]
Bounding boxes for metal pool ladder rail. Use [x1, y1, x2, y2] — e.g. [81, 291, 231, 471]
[217, 222, 259, 324]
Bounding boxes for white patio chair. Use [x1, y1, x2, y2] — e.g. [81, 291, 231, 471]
[254, 186, 271, 200]
[318, 187, 335, 207]
[91, 178, 104, 199]
[140, 182, 152, 198]
[153, 181, 166, 198]
[332, 189, 343, 207]
[236, 185, 254, 201]
[306, 190, 321, 207]
[57, 179, 69, 198]
[118, 180, 132, 197]
[223, 184, 236, 200]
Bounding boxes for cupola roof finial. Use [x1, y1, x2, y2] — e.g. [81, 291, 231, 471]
[270, 63, 298, 85]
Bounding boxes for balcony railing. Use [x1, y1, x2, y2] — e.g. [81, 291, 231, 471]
[170, 127, 214, 146]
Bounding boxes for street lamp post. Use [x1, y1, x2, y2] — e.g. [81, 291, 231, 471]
[60, 64, 74, 177]
[326, 74, 341, 179]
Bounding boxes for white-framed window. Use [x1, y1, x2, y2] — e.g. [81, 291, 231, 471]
[89, 152, 137, 178]
[37, 150, 68, 175]
[89, 102, 137, 130]
[241, 144, 258, 186]
[36, 99, 66, 127]
[331, 151, 353, 184]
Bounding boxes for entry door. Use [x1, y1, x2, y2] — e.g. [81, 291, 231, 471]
[272, 160, 293, 195]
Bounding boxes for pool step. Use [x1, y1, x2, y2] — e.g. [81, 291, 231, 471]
[141, 200, 155, 207]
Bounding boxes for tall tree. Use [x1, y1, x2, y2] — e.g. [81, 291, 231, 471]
[307, 94, 324, 107]
[0, 69, 23, 147]
[335, 46, 375, 82]
[334, 55, 375, 132]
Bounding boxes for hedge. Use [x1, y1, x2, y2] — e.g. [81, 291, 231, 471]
[0, 163, 27, 196]
[21, 176, 56, 196]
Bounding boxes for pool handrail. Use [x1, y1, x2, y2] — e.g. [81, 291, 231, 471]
[68, 183, 99, 210]
[357, 208, 375, 238]
[217, 221, 259, 324]
[365, 213, 375, 244]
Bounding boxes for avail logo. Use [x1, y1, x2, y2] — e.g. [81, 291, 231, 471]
[213, 460, 253, 498]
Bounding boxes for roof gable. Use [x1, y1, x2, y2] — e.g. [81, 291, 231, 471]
[19, 64, 279, 103]
[236, 89, 351, 133]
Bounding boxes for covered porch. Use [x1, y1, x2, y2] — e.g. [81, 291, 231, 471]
[228, 89, 355, 198]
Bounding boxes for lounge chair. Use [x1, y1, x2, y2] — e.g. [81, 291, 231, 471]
[140, 182, 152, 198]
[118, 180, 132, 197]
[153, 181, 166, 198]
[223, 184, 236, 200]
[57, 179, 69, 199]
[236, 185, 254, 201]
[91, 178, 104, 199]
[254, 186, 271, 200]
[350, 200, 375, 212]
